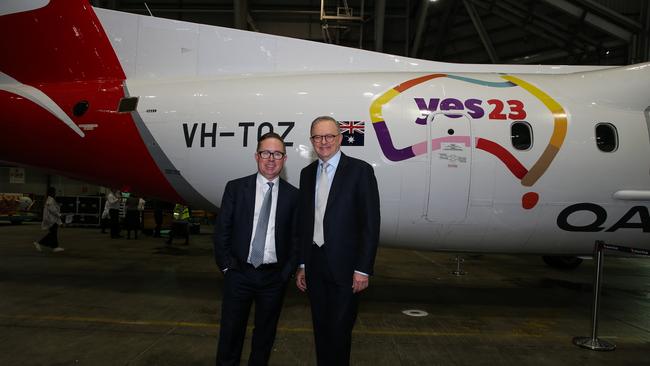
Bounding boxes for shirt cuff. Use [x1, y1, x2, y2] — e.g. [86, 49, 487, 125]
[354, 270, 368, 276]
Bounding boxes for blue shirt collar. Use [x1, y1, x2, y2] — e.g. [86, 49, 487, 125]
[318, 150, 341, 170]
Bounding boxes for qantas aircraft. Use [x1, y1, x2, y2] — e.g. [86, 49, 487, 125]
[1, 0, 649, 267]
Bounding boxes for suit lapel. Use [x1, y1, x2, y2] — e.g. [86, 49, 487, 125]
[275, 178, 286, 223]
[243, 174, 256, 244]
[325, 152, 348, 214]
[306, 160, 318, 214]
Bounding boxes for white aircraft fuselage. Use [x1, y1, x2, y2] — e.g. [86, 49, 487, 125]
[1, 1, 648, 255]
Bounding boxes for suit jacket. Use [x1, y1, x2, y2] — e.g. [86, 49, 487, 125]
[298, 153, 380, 284]
[214, 173, 300, 280]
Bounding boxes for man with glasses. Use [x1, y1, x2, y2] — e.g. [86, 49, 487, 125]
[213, 132, 299, 365]
[295, 116, 380, 365]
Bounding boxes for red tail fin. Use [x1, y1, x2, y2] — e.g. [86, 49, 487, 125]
[0, 0, 124, 84]
[0, 0, 184, 204]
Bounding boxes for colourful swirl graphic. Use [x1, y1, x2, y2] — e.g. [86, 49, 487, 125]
[369, 73, 568, 209]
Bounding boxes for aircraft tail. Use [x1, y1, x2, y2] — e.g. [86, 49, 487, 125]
[0, 0, 186, 204]
[0, 0, 125, 85]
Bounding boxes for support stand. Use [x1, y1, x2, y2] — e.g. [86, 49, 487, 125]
[573, 241, 616, 351]
[451, 255, 466, 276]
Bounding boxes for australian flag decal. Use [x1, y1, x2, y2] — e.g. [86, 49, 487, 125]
[339, 121, 365, 146]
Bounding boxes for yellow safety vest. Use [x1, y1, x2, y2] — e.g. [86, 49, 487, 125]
[173, 205, 189, 220]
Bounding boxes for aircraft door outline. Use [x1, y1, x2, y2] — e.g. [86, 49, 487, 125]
[423, 111, 473, 223]
[645, 106, 650, 176]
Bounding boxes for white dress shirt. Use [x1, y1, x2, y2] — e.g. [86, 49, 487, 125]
[314, 150, 341, 205]
[247, 173, 279, 264]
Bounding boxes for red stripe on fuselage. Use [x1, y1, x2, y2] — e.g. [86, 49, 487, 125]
[0, 1, 182, 202]
[475, 138, 528, 180]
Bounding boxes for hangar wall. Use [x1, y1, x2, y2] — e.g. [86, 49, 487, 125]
[0, 167, 104, 197]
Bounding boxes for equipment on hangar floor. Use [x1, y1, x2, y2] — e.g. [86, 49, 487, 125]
[58, 195, 103, 226]
[0, 193, 37, 224]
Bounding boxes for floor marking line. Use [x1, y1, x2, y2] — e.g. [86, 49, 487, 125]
[0, 314, 574, 339]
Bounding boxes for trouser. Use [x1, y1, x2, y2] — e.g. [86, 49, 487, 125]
[167, 221, 189, 244]
[39, 224, 59, 248]
[216, 264, 287, 366]
[306, 243, 358, 366]
[153, 210, 163, 237]
[125, 210, 139, 239]
[100, 215, 109, 233]
[109, 208, 120, 238]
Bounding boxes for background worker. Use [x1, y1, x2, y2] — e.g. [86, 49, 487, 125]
[167, 203, 190, 245]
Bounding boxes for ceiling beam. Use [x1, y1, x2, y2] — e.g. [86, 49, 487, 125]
[573, 0, 643, 32]
[463, 0, 499, 63]
[375, 0, 386, 52]
[643, 0, 650, 62]
[247, 13, 259, 32]
[542, 0, 633, 42]
[506, 39, 625, 64]
[470, 0, 594, 55]
[430, 0, 459, 60]
[410, 0, 430, 58]
[500, 0, 600, 49]
[234, 0, 248, 30]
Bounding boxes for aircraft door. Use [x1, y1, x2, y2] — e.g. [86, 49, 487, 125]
[425, 112, 472, 222]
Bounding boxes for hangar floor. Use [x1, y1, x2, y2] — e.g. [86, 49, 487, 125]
[0, 223, 649, 365]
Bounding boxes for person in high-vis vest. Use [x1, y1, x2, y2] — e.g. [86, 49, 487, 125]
[167, 203, 190, 245]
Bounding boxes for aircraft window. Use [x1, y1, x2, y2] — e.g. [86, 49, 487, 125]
[117, 97, 139, 113]
[511, 121, 532, 150]
[595, 123, 618, 152]
[73, 100, 89, 116]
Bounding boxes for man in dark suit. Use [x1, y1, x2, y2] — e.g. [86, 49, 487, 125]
[214, 132, 299, 366]
[295, 116, 380, 365]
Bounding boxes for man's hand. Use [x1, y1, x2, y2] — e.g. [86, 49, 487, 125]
[352, 272, 369, 293]
[295, 268, 307, 292]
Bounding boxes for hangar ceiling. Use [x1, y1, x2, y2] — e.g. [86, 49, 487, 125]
[94, 0, 650, 65]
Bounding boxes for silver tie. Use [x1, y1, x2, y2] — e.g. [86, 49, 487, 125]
[313, 162, 329, 246]
[250, 182, 273, 268]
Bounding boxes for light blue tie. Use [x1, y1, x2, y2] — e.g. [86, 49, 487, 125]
[313, 162, 329, 246]
[250, 182, 273, 268]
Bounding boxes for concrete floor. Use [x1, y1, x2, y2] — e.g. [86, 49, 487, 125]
[0, 223, 649, 366]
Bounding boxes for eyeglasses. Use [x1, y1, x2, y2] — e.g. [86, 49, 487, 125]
[310, 134, 339, 143]
[257, 150, 286, 160]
